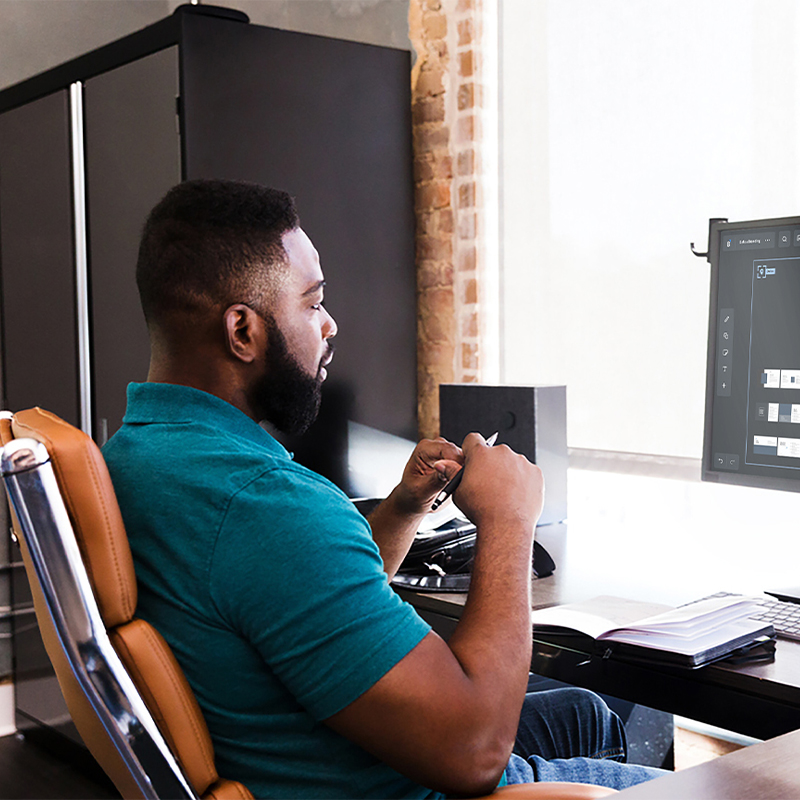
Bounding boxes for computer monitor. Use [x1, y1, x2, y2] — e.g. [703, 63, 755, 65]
[703, 215, 800, 492]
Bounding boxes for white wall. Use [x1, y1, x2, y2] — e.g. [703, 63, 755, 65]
[0, 0, 410, 92]
[0, 1, 172, 91]
[190, 0, 411, 49]
[500, 0, 800, 459]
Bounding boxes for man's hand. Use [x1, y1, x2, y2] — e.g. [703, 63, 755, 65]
[367, 437, 462, 578]
[394, 437, 464, 514]
[453, 432, 544, 534]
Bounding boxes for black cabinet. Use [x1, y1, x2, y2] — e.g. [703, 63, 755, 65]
[84, 46, 181, 443]
[0, 4, 415, 753]
[0, 90, 80, 426]
[181, 21, 417, 445]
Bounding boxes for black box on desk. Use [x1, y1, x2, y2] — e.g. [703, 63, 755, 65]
[439, 384, 567, 525]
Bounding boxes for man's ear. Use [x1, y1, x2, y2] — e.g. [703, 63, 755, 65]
[223, 304, 264, 364]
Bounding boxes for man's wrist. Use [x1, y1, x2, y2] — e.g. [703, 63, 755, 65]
[385, 483, 430, 519]
[471, 512, 535, 542]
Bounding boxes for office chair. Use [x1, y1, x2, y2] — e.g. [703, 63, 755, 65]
[0, 407, 252, 799]
[0, 407, 614, 800]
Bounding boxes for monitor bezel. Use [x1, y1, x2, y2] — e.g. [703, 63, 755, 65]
[702, 214, 800, 492]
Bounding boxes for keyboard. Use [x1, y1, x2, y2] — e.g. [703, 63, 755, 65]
[750, 597, 800, 642]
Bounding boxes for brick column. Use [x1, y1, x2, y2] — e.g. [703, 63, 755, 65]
[410, 0, 487, 440]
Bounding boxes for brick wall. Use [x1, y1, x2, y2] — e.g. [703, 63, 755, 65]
[410, 0, 487, 439]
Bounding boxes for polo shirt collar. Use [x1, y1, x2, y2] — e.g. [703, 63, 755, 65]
[122, 382, 290, 458]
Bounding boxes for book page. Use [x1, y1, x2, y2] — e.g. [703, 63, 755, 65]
[608, 596, 760, 639]
[531, 596, 671, 639]
[532, 595, 762, 648]
[602, 618, 768, 655]
[531, 606, 620, 640]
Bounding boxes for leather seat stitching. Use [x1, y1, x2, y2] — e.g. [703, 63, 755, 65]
[15, 412, 135, 622]
[139, 622, 217, 775]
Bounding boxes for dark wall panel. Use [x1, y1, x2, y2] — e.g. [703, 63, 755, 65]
[181, 19, 417, 442]
[0, 89, 80, 745]
[0, 90, 79, 425]
[84, 46, 180, 443]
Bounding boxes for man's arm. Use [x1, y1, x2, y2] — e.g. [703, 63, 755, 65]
[366, 437, 463, 579]
[328, 434, 543, 797]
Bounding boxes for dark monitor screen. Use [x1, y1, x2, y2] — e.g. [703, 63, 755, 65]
[703, 216, 800, 491]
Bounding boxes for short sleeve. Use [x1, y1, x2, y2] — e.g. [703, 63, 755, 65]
[209, 465, 431, 720]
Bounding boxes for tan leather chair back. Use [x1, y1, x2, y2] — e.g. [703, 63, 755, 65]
[12, 408, 137, 627]
[4, 408, 251, 800]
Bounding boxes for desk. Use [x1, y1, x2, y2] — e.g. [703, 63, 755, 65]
[615, 727, 800, 799]
[398, 522, 800, 741]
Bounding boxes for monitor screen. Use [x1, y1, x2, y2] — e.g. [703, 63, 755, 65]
[703, 216, 800, 491]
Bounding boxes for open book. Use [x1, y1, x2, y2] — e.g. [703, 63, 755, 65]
[531, 595, 775, 669]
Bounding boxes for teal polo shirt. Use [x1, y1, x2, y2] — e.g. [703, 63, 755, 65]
[103, 383, 435, 799]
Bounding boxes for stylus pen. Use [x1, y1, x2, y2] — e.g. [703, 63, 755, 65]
[431, 431, 499, 511]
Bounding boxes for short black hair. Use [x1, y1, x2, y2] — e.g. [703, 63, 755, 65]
[136, 179, 299, 324]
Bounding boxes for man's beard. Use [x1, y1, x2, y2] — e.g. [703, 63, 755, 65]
[249, 317, 332, 436]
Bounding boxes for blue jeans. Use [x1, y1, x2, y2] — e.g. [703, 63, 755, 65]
[505, 687, 667, 789]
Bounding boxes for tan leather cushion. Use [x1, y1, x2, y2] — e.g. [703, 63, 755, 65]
[111, 617, 220, 795]
[0, 416, 13, 446]
[10, 501, 148, 800]
[489, 783, 617, 798]
[203, 778, 255, 799]
[11, 407, 137, 627]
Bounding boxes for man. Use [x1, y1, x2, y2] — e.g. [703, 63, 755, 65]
[103, 179, 662, 797]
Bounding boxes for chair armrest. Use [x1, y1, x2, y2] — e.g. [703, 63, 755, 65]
[476, 782, 618, 799]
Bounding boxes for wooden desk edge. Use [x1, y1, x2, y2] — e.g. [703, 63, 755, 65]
[615, 727, 800, 799]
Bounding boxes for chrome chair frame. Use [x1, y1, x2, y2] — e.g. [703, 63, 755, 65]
[1, 435, 197, 799]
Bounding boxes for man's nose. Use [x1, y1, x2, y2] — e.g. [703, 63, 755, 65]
[323, 307, 338, 339]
